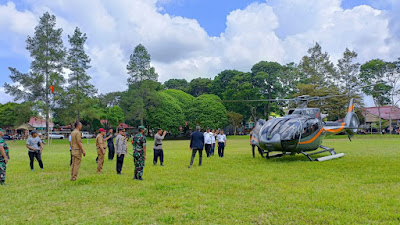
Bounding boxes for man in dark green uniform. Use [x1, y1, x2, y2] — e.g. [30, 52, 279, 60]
[0, 128, 10, 185]
[132, 126, 147, 181]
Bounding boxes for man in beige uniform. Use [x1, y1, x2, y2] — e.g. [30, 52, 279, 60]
[71, 122, 86, 181]
[96, 128, 107, 173]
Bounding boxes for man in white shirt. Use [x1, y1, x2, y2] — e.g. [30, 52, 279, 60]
[210, 129, 216, 156]
[204, 128, 212, 157]
[217, 130, 227, 157]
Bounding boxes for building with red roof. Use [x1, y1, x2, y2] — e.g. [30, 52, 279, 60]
[28, 117, 54, 131]
[361, 106, 400, 126]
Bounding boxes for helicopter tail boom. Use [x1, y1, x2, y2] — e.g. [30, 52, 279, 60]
[324, 98, 359, 136]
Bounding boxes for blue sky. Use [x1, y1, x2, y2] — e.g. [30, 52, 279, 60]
[1, 0, 399, 106]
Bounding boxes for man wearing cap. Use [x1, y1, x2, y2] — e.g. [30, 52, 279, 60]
[71, 121, 86, 181]
[0, 128, 9, 185]
[96, 128, 107, 173]
[132, 126, 147, 180]
[153, 128, 167, 166]
[115, 129, 128, 175]
[189, 126, 204, 168]
[26, 130, 44, 171]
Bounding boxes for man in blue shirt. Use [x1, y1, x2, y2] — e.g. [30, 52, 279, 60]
[188, 126, 204, 168]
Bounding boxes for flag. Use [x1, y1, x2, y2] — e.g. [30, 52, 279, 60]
[50, 86, 54, 93]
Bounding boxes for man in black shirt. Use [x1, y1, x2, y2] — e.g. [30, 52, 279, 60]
[107, 128, 116, 160]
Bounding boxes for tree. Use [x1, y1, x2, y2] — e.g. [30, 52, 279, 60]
[126, 44, 158, 85]
[106, 106, 124, 129]
[98, 92, 124, 108]
[0, 102, 36, 128]
[337, 48, 360, 93]
[65, 27, 96, 121]
[4, 12, 66, 135]
[162, 89, 194, 121]
[188, 78, 211, 97]
[298, 42, 337, 87]
[163, 79, 189, 91]
[222, 72, 261, 122]
[251, 61, 283, 117]
[383, 58, 400, 133]
[226, 111, 243, 135]
[360, 59, 392, 134]
[120, 80, 162, 126]
[147, 92, 185, 135]
[280, 62, 304, 98]
[210, 70, 242, 98]
[188, 94, 228, 129]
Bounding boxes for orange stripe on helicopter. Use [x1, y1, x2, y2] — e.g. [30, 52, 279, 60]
[324, 122, 346, 133]
[348, 103, 355, 113]
[298, 128, 324, 144]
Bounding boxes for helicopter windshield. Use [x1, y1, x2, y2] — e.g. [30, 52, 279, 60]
[260, 118, 303, 151]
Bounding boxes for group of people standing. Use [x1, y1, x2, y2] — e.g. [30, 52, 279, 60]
[69, 122, 150, 181]
[189, 126, 227, 168]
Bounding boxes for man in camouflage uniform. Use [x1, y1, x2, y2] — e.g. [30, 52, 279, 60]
[0, 128, 10, 185]
[132, 126, 147, 181]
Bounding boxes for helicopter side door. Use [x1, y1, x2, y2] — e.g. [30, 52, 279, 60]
[297, 118, 324, 152]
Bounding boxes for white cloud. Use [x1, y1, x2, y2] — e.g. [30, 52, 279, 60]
[0, 0, 399, 107]
[0, 87, 14, 104]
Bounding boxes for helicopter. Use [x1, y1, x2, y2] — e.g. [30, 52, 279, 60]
[228, 95, 360, 161]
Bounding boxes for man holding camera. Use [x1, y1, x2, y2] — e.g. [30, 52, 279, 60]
[115, 129, 128, 175]
[0, 128, 9, 185]
[26, 130, 44, 171]
[153, 128, 167, 166]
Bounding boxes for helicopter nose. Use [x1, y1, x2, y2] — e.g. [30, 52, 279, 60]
[259, 133, 283, 151]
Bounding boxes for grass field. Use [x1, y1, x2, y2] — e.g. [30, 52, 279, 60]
[1, 135, 399, 224]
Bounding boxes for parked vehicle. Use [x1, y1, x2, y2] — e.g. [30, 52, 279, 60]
[82, 132, 95, 139]
[48, 133, 64, 139]
[2, 134, 13, 140]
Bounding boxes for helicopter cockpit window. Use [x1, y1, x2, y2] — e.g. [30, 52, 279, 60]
[301, 119, 319, 139]
[280, 119, 301, 141]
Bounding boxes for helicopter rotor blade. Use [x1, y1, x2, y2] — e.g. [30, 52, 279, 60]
[218, 98, 296, 103]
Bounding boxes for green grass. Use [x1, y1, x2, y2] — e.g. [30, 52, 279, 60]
[1, 135, 399, 224]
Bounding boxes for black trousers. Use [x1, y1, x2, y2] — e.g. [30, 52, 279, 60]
[153, 149, 164, 164]
[218, 143, 225, 157]
[252, 145, 263, 158]
[189, 149, 202, 166]
[108, 143, 115, 160]
[205, 144, 211, 157]
[28, 151, 43, 170]
[116, 154, 125, 174]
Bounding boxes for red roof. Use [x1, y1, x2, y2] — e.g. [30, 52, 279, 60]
[28, 117, 54, 128]
[118, 123, 135, 129]
[362, 106, 400, 120]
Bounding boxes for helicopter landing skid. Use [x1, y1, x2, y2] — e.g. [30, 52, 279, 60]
[266, 152, 291, 159]
[301, 145, 344, 162]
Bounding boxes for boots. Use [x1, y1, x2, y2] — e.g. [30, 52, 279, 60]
[133, 171, 138, 180]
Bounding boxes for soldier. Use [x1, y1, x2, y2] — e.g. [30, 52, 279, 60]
[0, 128, 9, 185]
[115, 129, 128, 175]
[132, 126, 147, 181]
[106, 128, 116, 160]
[26, 130, 44, 171]
[153, 128, 167, 166]
[96, 128, 107, 173]
[71, 122, 86, 181]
